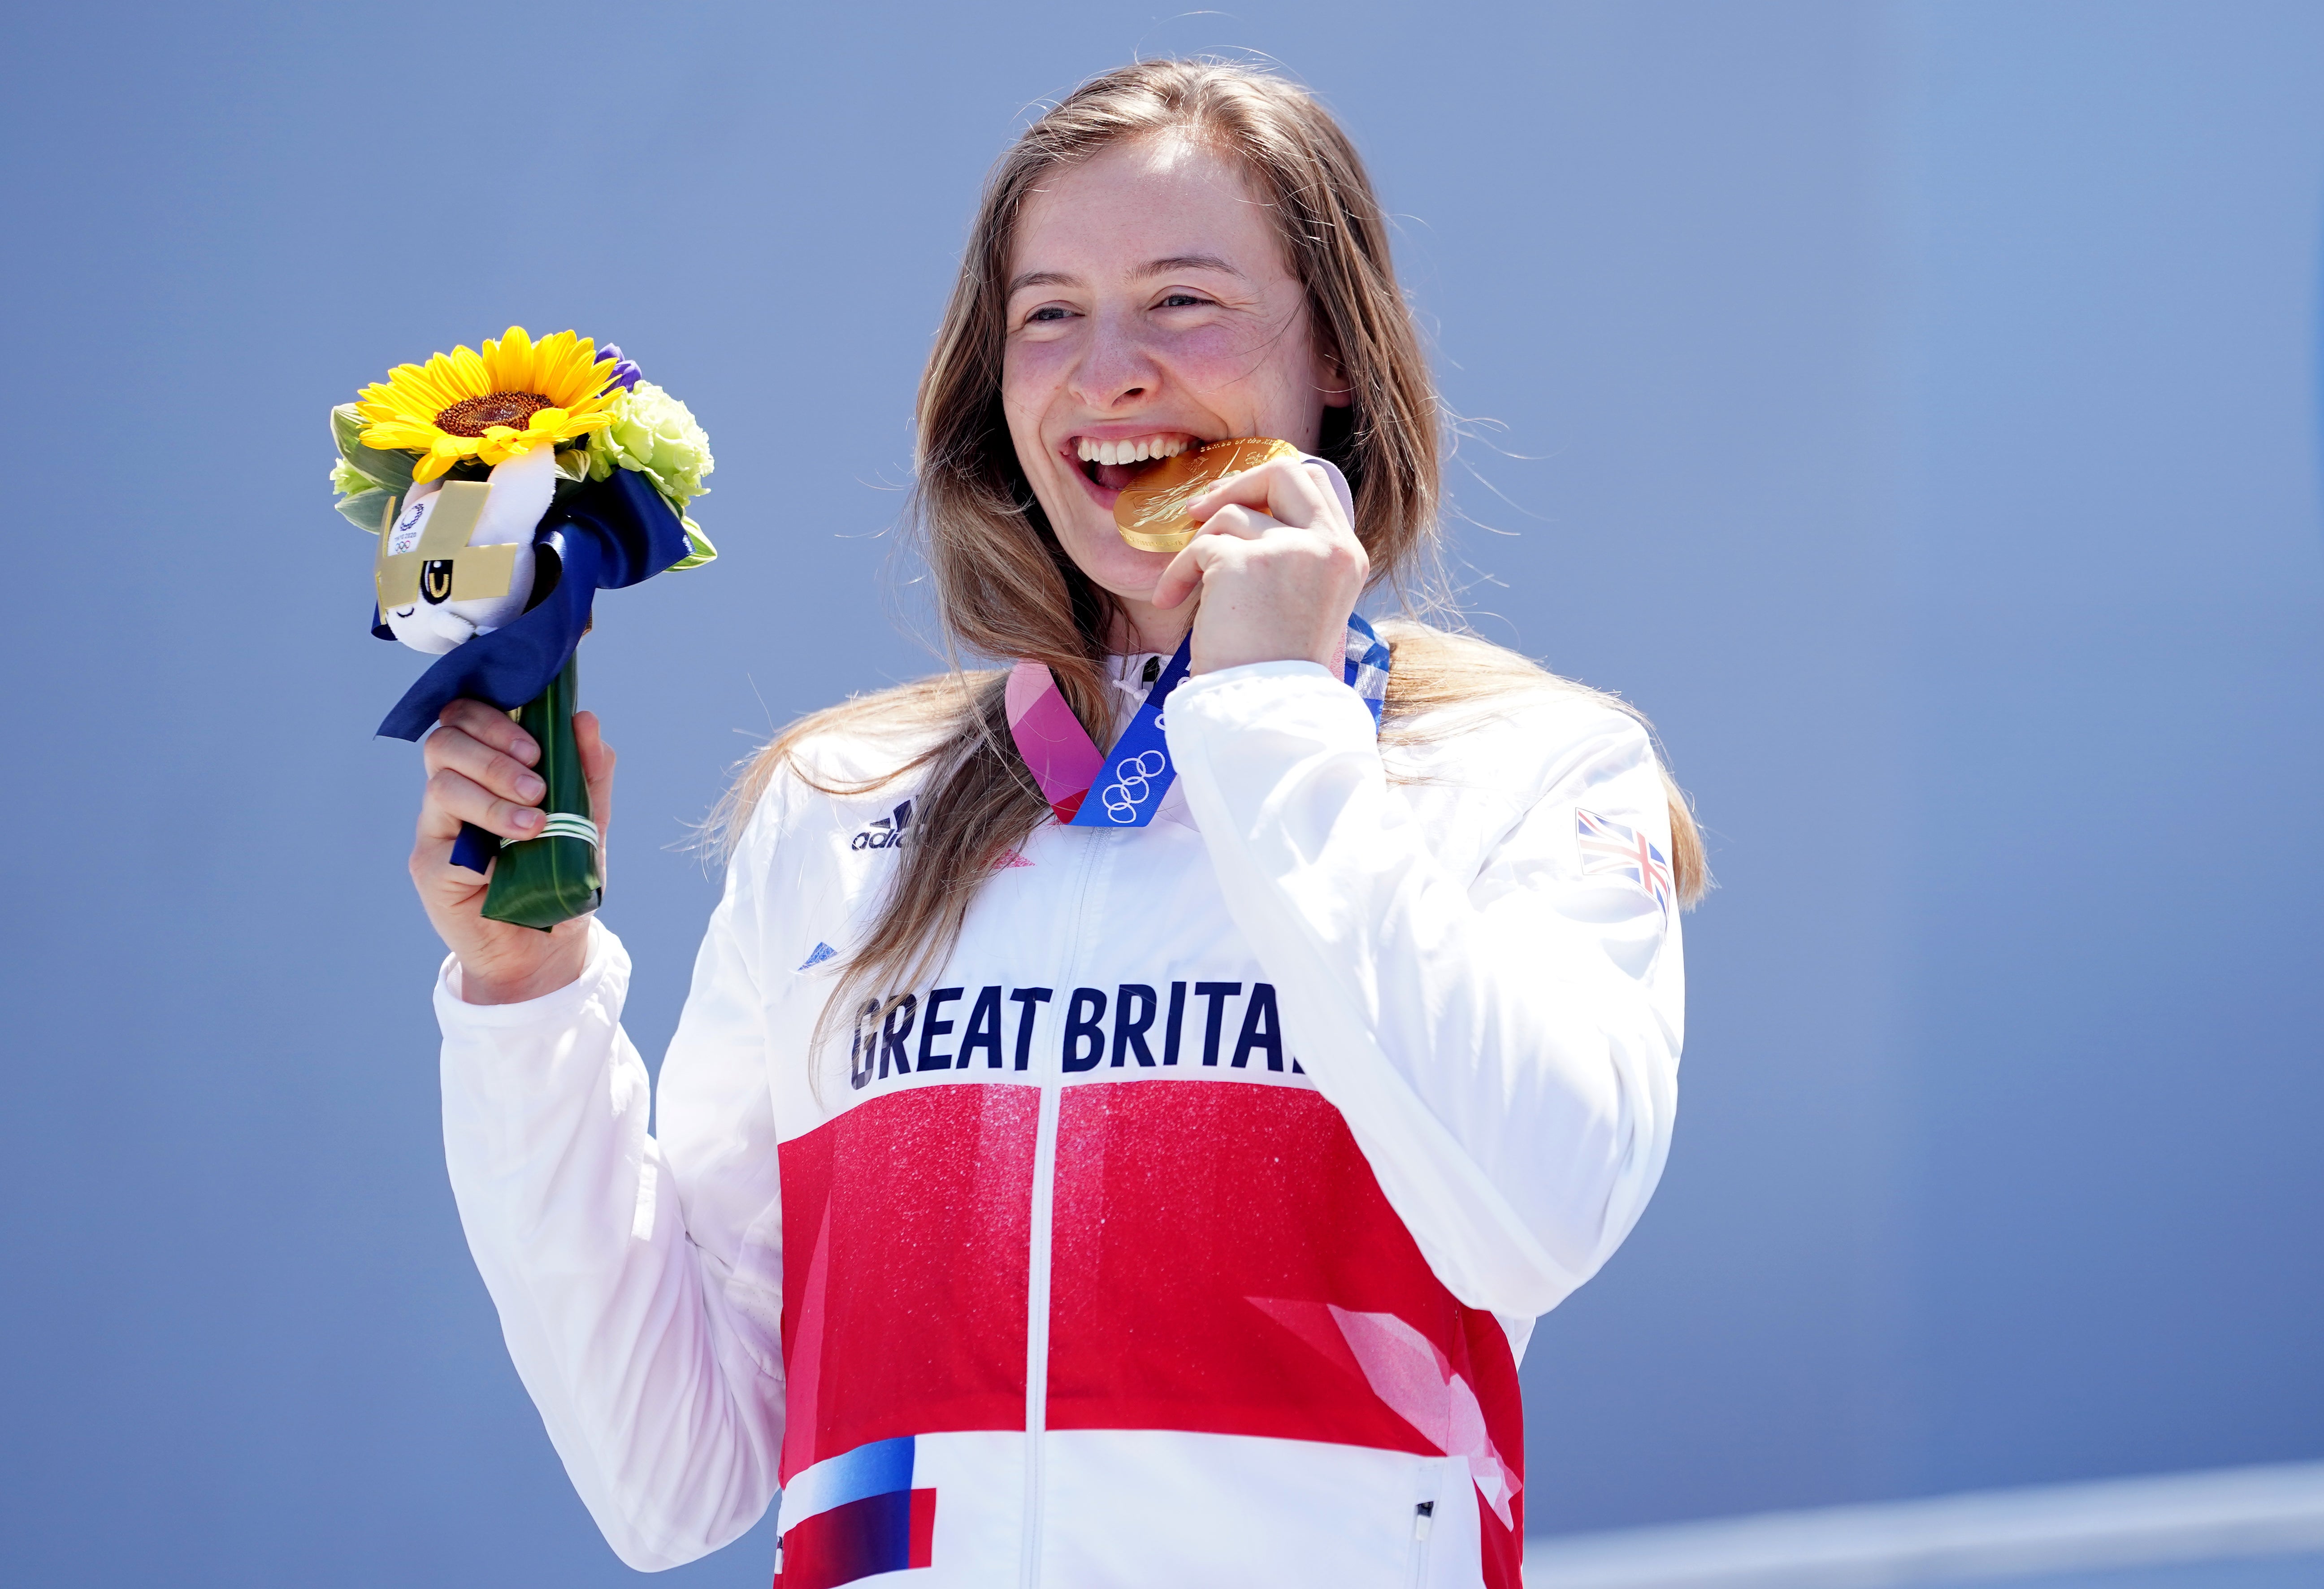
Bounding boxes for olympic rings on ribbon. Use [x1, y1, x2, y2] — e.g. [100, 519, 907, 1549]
[1099, 750, 1170, 823]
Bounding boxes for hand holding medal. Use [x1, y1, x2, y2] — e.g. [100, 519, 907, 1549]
[1110, 437, 1302, 553]
[329, 328, 713, 940]
[1133, 438, 1371, 679]
[1004, 438, 1387, 831]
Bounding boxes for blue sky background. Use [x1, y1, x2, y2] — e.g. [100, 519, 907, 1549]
[2, 2, 2320, 1584]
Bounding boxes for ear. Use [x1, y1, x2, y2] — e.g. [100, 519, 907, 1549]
[1317, 344, 1355, 410]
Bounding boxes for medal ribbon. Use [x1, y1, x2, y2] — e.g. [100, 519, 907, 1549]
[1006, 613, 1391, 829]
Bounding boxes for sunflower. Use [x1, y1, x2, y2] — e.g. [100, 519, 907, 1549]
[356, 326, 620, 482]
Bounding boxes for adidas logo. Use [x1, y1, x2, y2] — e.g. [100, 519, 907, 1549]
[850, 799, 914, 851]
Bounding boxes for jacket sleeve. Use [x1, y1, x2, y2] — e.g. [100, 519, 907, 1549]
[1165, 661, 1684, 1320]
[436, 809, 787, 1570]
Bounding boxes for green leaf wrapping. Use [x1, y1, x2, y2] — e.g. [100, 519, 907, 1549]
[330, 403, 418, 493]
[481, 657, 603, 931]
[670, 512, 718, 570]
[334, 487, 398, 534]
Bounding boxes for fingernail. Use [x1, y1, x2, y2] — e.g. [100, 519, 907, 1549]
[514, 738, 539, 764]
[517, 773, 546, 801]
[512, 808, 542, 830]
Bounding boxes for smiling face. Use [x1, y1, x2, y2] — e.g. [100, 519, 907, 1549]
[1001, 133, 1348, 629]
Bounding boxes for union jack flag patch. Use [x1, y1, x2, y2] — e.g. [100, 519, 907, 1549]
[1576, 808, 1674, 913]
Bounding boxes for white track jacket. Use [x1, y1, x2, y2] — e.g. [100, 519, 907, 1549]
[436, 653, 1686, 1589]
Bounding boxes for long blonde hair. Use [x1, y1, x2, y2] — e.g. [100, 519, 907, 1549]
[716, 60, 1705, 1025]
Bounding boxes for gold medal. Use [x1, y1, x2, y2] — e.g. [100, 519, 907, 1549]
[1113, 437, 1301, 553]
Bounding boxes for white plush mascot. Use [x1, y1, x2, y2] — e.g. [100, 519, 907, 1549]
[373, 445, 556, 654]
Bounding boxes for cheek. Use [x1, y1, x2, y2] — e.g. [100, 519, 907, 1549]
[1164, 320, 1321, 417]
[1162, 323, 1265, 389]
[1002, 340, 1072, 425]
[1003, 359, 1075, 481]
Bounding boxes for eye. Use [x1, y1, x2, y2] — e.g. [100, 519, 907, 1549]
[1025, 304, 1073, 324]
[1157, 292, 1212, 309]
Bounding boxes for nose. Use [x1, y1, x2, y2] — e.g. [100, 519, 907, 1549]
[1068, 306, 1160, 411]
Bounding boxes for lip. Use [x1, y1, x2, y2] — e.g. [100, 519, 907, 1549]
[1070, 461, 1125, 511]
[1057, 426, 1208, 511]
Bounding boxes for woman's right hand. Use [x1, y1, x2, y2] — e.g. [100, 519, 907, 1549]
[411, 699, 616, 1005]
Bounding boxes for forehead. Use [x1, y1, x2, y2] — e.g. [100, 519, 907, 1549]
[1009, 134, 1291, 284]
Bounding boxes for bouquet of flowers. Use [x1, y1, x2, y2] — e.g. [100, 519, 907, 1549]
[330, 326, 713, 929]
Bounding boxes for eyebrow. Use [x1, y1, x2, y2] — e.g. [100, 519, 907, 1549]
[1143, 253, 1245, 279]
[1005, 253, 1249, 298]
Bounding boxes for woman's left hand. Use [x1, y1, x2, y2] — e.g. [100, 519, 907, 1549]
[1149, 455, 1370, 676]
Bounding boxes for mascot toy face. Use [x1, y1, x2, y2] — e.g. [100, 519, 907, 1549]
[373, 445, 555, 654]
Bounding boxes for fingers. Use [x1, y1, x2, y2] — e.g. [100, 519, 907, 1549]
[425, 724, 546, 809]
[1152, 533, 1224, 611]
[437, 698, 538, 765]
[1188, 503, 1272, 541]
[1188, 456, 1333, 532]
[420, 766, 547, 844]
[574, 710, 614, 786]
[415, 704, 614, 855]
[574, 710, 616, 844]
[1156, 455, 1349, 611]
[1151, 501, 1296, 608]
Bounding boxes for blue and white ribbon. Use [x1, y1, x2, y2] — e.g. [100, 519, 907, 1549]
[1068, 613, 1391, 829]
[1344, 611, 1391, 724]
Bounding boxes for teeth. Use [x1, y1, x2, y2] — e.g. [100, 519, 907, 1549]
[1075, 434, 1192, 465]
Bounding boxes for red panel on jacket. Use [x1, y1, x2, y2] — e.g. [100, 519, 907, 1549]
[1046, 1082, 1523, 1514]
[778, 1085, 1038, 1479]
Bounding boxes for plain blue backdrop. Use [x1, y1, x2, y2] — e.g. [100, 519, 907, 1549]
[3, 3, 2319, 1584]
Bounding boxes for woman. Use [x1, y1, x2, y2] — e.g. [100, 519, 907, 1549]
[416, 61, 1701, 1589]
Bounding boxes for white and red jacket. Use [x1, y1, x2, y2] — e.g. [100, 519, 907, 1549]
[437, 653, 1685, 1588]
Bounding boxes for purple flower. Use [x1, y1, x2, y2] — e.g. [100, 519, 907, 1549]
[597, 343, 643, 393]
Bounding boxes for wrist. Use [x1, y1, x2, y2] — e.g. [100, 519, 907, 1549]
[457, 930, 590, 1005]
[1189, 635, 1341, 676]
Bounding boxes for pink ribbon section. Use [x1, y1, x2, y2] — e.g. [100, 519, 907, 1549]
[1006, 661, 1105, 824]
[1247, 1296, 1522, 1528]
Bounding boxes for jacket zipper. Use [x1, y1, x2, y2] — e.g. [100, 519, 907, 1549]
[1408, 1498, 1436, 1588]
[1019, 829, 1110, 1589]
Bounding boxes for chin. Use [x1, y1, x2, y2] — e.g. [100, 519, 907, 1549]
[1073, 537, 1172, 603]
[1033, 488, 1151, 585]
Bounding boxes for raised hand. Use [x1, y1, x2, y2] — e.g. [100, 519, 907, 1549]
[411, 699, 615, 1004]
[1148, 455, 1367, 676]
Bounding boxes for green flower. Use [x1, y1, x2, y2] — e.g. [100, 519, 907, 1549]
[586, 380, 714, 506]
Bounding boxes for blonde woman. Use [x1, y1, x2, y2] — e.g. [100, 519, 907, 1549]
[415, 61, 1701, 1589]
